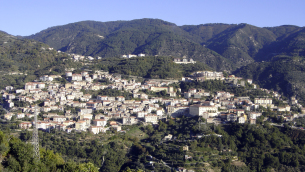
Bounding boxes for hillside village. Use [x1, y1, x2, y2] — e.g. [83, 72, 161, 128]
[1, 69, 304, 136]
[1, 15, 305, 171]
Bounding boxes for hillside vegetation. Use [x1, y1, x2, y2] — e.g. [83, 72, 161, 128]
[90, 56, 211, 79]
[0, 130, 99, 171]
[0, 31, 81, 89]
[234, 56, 305, 104]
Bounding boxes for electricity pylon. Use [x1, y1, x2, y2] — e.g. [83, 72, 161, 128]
[32, 105, 40, 160]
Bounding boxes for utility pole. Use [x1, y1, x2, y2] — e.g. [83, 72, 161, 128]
[32, 105, 40, 160]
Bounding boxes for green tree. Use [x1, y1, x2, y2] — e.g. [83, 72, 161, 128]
[77, 162, 99, 172]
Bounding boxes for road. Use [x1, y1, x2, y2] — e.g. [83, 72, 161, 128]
[270, 123, 301, 130]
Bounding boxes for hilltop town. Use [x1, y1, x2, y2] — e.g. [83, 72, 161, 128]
[1, 12, 305, 171]
[1, 68, 303, 135]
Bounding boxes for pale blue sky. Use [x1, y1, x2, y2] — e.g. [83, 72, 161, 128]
[1, 0, 304, 36]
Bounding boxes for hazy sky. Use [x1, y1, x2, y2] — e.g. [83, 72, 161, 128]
[1, 0, 304, 36]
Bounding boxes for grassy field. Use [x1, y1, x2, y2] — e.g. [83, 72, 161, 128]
[124, 125, 148, 139]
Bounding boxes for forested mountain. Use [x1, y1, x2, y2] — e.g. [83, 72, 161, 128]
[234, 56, 305, 103]
[206, 24, 278, 67]
[26, 19, 232, 71]
[26, 19, 305, 71]
[180, 23, 236, 44]
[255, 26, 305, 61]
[180, 23, 304, 64]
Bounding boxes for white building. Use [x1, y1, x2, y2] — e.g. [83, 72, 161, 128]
[16, 113, 25, 119]
[93, 119, 107, 127]
[75, 121, 87, 131]
[89, 126, 107, 134]
[238, 116, 245, 124]
[121, 54, 137, 58]
[65, 71, 72, 77]
[97, 95, 108, 100]
[122, 116, 137, 125]
[189, 104, 218, 117]
[72, 74, 82, 81]
[127, 54, 137, 58]
[5, 86, 14, 91]
[192, 71, 223, 80]
[254, 98, 272, 105]
[53, 116, 67, 123]
[40, 75, 53, 82]
[144, 114, 158, 124]
[137, 111, 147, 118]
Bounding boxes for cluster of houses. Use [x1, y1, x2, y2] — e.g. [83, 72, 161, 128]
[190, 71, 223, 81]
[173, 56, 196, 64]
[68, 54, 102, 61]
[121, 53, 145, 58]
[182, 72, 257, 89]
[1, 70, 181, 134]
[181, 89, 302, 124]
[1, 69, 304, 134]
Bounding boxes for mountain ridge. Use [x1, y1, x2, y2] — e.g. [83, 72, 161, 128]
[25, 19, 304, 70]
[26, 19, 233, 71]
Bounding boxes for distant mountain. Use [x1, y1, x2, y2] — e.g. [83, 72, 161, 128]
[26, 19, 235, 71]
[205, 24, 278, 67]
[265, 25, 302, 40]
[255, 26, 305, 61]
[23, 21, 305, 63]
[26, 19, 304, 71]
[180, 23, 237, 44]
[27, 19, 192, 53]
